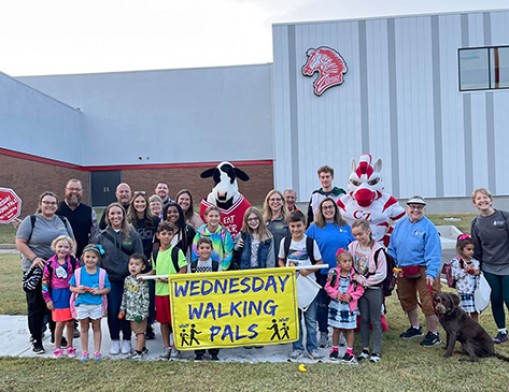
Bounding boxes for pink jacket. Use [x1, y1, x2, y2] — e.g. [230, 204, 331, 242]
[348, 241, 387, 288]
[324, 268, 365, 312]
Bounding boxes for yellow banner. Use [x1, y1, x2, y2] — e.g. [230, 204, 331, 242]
[168, 267, 299, 350]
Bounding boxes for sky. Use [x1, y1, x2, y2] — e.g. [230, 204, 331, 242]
[1, 0, 508, 76]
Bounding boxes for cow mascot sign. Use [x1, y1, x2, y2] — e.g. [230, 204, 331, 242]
[199, 161, 251, 238]
[337, 154, 405, 246]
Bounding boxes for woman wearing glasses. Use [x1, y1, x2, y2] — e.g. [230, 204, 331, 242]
[306, 197, 354, 348]
[233, 207, 275, 270]
[263, 190, 290, 267]
[16, 191, 75, 354]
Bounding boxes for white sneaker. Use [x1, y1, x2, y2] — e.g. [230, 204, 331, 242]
[308, 349, 324, 360]
[109, 340, 120, 355]
[159, 347, 172, 360]
[121, 340, 132, 355]
[289, 349, 304, 361]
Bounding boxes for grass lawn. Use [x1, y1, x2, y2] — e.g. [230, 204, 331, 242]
[1, 253, 509, 391]
[0, 208, 502, 391]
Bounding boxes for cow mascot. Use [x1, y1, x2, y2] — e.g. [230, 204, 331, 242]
[337, 154, 405, 247]
[199, 161, 251, 238]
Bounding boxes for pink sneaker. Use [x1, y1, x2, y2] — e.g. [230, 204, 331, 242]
[66, 346, 77, 358]
[80, 352, 89, 362]
[93, 352, 102, 361]
[53, 348, 64, 359]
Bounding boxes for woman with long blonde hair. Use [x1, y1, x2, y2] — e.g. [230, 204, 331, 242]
[233, 207, 275, 269]
[263, 190, 289, 266]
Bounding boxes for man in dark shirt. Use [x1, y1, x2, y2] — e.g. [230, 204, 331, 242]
[57, 178, 98, 258]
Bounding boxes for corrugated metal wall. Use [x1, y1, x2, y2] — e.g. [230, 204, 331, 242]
[272, 10, 509, 201]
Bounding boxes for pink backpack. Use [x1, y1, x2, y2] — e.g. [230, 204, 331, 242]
[70, 267, 108, 319]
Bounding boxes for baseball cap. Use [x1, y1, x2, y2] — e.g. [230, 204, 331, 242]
[406, 195, 426, 206]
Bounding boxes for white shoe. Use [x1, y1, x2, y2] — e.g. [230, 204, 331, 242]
[109, 340, 120, 355]
[121, 340, 132, 354]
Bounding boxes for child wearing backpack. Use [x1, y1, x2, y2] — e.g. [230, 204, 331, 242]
[42, 235, 78, 358]
[451, 234, 480, 322]
[69, 244, 111, 362]
[348, 219, 387, 363]
[147, 221, 188, 360]
[278, 210, 324, 361]
[191, 237, 220, 361]
[325, 249, 365, 364]
[192, 206, 234, 271]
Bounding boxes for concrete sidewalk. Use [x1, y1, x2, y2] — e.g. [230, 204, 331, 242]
[0, 315, 333, 363]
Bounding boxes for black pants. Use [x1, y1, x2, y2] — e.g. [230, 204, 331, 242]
[26, 283, 54, 341]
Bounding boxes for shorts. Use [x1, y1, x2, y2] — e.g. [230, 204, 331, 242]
[459, 293, 476, 313]
[396, 267, 441, 316]
[130, 319, 148, 335]
[76, 304, 103, 320]
[155, 295, 172, 324]
[52, 308, 73, 322]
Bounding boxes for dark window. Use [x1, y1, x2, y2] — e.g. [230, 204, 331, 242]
[459, 46, 509, 91]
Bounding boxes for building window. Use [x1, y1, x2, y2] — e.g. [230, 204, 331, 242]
[459, 46, 509, 91]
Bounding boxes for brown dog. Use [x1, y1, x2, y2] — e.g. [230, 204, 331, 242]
[435, 292, 495, 362]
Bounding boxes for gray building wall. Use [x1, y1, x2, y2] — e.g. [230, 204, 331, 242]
[272, 10, 509, 201]
[0, 71, 83, 164]
[17, 64, 273, 166]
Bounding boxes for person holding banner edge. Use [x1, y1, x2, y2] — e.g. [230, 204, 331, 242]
[278, 210, 324, 361]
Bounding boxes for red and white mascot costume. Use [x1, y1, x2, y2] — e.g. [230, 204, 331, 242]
[337, 154, 405, 247]
[199, 161, 251, 238]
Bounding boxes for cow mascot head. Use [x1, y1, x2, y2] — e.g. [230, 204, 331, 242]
[199, 161, 251, 238]
[337, 154, 405, 246]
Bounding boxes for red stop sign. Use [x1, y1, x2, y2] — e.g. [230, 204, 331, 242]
[0, 188, 22, 224]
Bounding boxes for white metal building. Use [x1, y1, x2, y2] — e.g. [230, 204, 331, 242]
[272, 9, 509, 205]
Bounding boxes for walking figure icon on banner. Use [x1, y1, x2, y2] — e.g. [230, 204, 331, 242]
[268, 319, 281, 340]
[190, 324, 201, 346]
[268, 319, 290, 341]
[180, 329, 190, 346]
[280, 323, 290, 340]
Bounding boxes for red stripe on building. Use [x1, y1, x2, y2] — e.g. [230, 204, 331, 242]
[0, 148, 272, 171]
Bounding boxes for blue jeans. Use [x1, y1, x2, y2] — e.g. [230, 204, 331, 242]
[107, 280, 131, 341]
[293, 297, 318, 352]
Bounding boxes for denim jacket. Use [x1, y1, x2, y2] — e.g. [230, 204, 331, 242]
[238, 232, 275, 269]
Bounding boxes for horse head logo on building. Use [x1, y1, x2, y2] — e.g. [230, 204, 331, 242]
[302, 46, 348, 96]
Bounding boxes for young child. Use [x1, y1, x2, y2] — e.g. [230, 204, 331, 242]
[451, 234, 480, 322]
[148, 221, 188, 360]
[325, 249, 365, 364]
[278, 210, 324, 361]
[190, 237, 220, 361]
[349, 219, 387, 363]
[119, 253, 150, 360]
[69, 244, 111, 362]
[42, 235, 78, 358]
[192, 206, 234, 271]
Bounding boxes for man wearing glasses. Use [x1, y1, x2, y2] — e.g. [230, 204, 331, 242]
[388, 195, 442, 347]
[57, 178, 99, 258]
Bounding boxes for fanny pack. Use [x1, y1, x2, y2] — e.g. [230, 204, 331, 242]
[401, 265, 422, 279]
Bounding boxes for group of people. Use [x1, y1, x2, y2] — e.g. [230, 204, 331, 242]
[14, 170, 509, 364]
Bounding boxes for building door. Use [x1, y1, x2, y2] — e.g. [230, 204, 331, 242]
[91, 171, 121, 207]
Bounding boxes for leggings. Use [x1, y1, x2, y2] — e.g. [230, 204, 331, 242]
[483, 271, 509, 329]
[358, 288, 383, 354]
